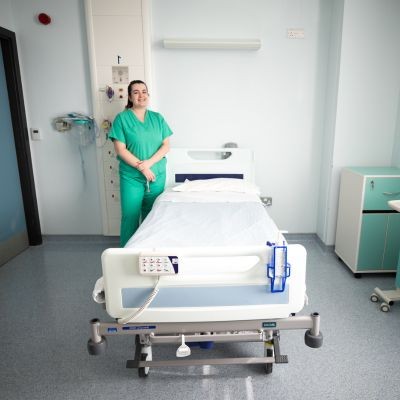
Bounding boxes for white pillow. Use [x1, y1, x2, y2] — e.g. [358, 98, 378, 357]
[172, 178, 260, 195]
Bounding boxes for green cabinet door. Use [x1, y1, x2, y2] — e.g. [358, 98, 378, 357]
[382, 213, 400, 270]
[357, 214, 386, 270]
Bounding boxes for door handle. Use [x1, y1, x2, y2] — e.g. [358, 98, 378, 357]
[383, 192, 400, 196]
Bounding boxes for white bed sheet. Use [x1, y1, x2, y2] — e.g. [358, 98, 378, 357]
[125, 190, 280, 248]
[93, 190, 282, 303]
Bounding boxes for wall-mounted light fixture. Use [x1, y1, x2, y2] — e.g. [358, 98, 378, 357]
[163, 38, 261, 50]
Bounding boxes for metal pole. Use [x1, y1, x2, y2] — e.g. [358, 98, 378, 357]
[310, 312, 320, 336]
[90, 319, 102, 343]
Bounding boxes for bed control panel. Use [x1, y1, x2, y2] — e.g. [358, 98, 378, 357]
[139, 255, 179, 275]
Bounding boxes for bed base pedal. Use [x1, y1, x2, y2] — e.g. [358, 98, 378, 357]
[273, 336, 288, 364]
[274, 355, 288, 364]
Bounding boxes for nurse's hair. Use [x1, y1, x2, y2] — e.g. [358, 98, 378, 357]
[125, 80, 148, 109]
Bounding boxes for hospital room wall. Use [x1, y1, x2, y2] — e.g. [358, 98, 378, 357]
[3, 0, 102, 234]
[319, 0, 400, 245]
[3, 0, 399, 238]
[151, 0, 328, 234]
[0, 0, 14, 31]
[315, 0, 345, 245]
[392, 99, 400, 168]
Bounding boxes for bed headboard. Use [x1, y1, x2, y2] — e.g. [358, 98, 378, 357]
[165, 148, 255, 187]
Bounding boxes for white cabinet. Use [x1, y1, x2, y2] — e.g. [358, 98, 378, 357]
[335, 167, 400, 276]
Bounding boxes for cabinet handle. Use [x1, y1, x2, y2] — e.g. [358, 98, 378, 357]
[383, 191, 400, 196]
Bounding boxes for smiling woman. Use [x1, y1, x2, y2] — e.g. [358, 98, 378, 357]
[108, 80, 173, 247]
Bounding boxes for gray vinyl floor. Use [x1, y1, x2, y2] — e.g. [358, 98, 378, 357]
[1, 235, 399, 400]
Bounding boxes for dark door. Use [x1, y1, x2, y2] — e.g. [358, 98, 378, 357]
[0, 41, 29, 265]
[0, 27, 41, 266]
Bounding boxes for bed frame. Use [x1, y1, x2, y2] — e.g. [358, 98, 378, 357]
[88, 148, 323, 377]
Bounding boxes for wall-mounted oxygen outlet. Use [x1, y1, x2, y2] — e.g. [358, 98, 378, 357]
[261, 196, 272, 207]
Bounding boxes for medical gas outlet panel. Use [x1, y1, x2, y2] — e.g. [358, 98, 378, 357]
[85, 0, 151, 235]
[335, 167, 400, 275]
[102, 141, 121, 235]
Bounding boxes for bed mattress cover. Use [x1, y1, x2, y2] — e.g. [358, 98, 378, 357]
[125, 190, 281, 248]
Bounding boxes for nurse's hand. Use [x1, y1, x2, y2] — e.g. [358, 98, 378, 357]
[138, 159, 153, 170]
[140, 168, 156, 182]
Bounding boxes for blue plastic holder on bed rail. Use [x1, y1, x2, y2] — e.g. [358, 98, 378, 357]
[266, 242, 291, 293]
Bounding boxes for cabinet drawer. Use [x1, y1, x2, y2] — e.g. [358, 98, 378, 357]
[363, 178, 400, 210]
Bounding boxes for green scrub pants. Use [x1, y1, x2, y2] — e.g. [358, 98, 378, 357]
[119, 172, 166, 247]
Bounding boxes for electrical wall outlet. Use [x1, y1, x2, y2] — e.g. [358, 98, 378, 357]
[287, 29, 305, 39]
[261, 196, 272, 206]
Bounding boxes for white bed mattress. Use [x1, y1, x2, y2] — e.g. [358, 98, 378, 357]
[125, 190, 281, 248]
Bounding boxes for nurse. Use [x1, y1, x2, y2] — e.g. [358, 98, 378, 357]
[108, 80, 173, 247]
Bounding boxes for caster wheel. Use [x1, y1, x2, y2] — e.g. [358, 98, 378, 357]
[304, 330, 323, 348]
[380, 303, 390, 312]
[138, 367, 149, 378]
[265, 348, 273, 374]
[138, 352, 150, 378]
[264, 342, 274, 375]
[87, 337, 107, 355]
[354, 273, 361, 279]
[370, 294, 379, 303]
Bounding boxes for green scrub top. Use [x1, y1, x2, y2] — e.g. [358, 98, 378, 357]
[108, 108, 173, 178]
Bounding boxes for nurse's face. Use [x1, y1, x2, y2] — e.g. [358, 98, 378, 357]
[129, 83, 149, 109]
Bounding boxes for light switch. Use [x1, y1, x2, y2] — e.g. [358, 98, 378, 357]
[30, 128, 41, 140]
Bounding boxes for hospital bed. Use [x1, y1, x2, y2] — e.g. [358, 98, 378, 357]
[88, 148, 323, 377]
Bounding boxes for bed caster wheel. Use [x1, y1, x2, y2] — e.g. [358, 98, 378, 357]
[380, 303, 390, 312]
[304, 330, 323, 348]
[370, 294, 379, 303]
[138, 367, 149, 378]
[87, 337, 107, 355]
[138, 354, 150, 378]
[264, 341, 274, 374]
[264, 348, 273, 374]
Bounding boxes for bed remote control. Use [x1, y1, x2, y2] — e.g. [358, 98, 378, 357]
[139, 255, 179, 275]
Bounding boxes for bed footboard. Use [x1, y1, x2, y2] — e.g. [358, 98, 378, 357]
[101, 244, 307, 323]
